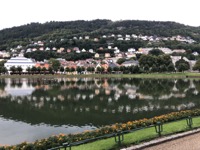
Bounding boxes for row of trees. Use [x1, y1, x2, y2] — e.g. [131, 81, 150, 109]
[138, 53, 191, 73]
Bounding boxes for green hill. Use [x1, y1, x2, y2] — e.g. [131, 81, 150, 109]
[0, 19, 200, 51]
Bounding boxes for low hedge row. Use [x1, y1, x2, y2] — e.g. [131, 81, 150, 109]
[1, 109, 200, 150]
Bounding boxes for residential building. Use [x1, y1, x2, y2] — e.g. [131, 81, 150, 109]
[173, 49, 186, 54]
[95, 53, 100, 58]
[105, 53, 111, 58]
[35, 62, 50, 69]
[121, 60, 139, 67]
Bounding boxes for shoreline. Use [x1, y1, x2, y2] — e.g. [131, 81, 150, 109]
[0, 72, 200, 79]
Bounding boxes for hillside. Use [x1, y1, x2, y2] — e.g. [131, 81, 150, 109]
[0, 19, 200, 51]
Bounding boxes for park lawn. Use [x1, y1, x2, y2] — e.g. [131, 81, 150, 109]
[62, 117, 200, 150]
[1, 72, 200, 79]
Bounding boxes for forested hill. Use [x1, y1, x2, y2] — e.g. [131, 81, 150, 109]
[0, 19, 200, 50]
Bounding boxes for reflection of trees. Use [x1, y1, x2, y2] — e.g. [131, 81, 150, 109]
[137, 79, 174, 99]
[2, 78, 200, 127]
[0, 79, 6, 90]
[193, 80, 200, 92]
[1, 92, 200, 126]
[176, 79, 190, 92]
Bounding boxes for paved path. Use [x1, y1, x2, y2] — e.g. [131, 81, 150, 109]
[144, 132, 200, 150]
[122, 128, 200, 150]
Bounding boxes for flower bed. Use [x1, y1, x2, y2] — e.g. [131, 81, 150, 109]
[1, 109, 200, 150]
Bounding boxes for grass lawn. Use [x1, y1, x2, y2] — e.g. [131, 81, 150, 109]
[1, 72, 200, 79]
[61, 117, 200, 150]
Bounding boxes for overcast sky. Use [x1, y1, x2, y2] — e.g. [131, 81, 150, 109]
[0, 0, 199, 30]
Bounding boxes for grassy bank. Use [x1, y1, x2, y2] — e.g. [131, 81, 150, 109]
[63, 117, 200, 150]
[1, 72, 200, 79]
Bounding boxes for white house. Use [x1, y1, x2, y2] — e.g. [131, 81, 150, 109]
[4, 55, 36, 73]
[89, 49, 94, 53]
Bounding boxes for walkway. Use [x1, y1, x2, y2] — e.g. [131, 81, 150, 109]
[122, 128, 200, 150]
[144, 132, 200, 150]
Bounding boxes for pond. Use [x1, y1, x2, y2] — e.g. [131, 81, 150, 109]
[0, 77, 200, 145]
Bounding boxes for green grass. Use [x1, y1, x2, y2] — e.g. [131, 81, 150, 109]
[61, 117, 200, 150]
[1, 72, 200, 79]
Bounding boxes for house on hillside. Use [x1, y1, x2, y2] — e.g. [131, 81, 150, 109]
[159, 47, 173, 54]
[125, 52, 136, 58]
[95, 53, 100, 58]
[105, 53, 111, 58]
[173, 49, 186, 54]
[89, 49, 94, 53]
[138, 48, 153, 55]
[121, 60, 139, 67]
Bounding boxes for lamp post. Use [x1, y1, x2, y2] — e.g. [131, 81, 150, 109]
[186, 116, 193, 129]
[115, 130, 124, 146]
[155, 121, 163, 137]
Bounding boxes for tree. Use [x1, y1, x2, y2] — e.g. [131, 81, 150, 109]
[37, 67, 41, 74]
[113, 66, 119, 72]
[175, 59, 190, 72]
[193, 59, 200, 72]
[17, 66, 23, 74]
[49, 58, 60, 73]
[60, 66, 65, 74]
[149, 49, 164, 56]
[119, 66, 126, 72]
[76, 66, 82, 74]
[26, 67, 31, 74]
[48, 67, 53, 74]
[10, 66, 16, 74]
[31, 66, 37, 74]
[159, 64, 167, 72]
[144, 64, 150, 73]
[65, 67, 70, 73]
[70, 67, 75, 73]
[130, 65, 140, 74]
[90, 67, 95, 72]
[100, 67, 105, 73]
[87, 67, 92, 73]
[117, 58, 126, 65]
[107, 67, 113, 73]
[167, 63, 175, 72]
[0, 60, 6, 67]
[97, 67, 102, 73]
[1, 67, 7, 74]
[42, 67, 47, 74]
[151, 64, 158, 72]
[139, 55, 157, 68]
[81, 67, 85, 73]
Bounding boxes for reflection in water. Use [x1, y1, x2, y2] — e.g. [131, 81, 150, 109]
[4, 78, 35, 97]
[0, 78, 200, 145]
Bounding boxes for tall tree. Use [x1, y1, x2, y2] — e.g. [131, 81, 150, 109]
[17, 66, 23, 74]
[175, 59, 190, 72]
[49, 58, 61, 72]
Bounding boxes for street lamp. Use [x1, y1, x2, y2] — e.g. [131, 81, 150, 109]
[186, 116, 193, 129]
[155, 121, 163, 137]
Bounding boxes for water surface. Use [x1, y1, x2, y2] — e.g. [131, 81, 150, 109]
[0, 78, 199, 145]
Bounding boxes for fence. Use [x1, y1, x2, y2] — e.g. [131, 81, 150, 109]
[48, 116, 195, 150]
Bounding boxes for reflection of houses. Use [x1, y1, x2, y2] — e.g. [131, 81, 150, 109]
[0, 89, 8, 97]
